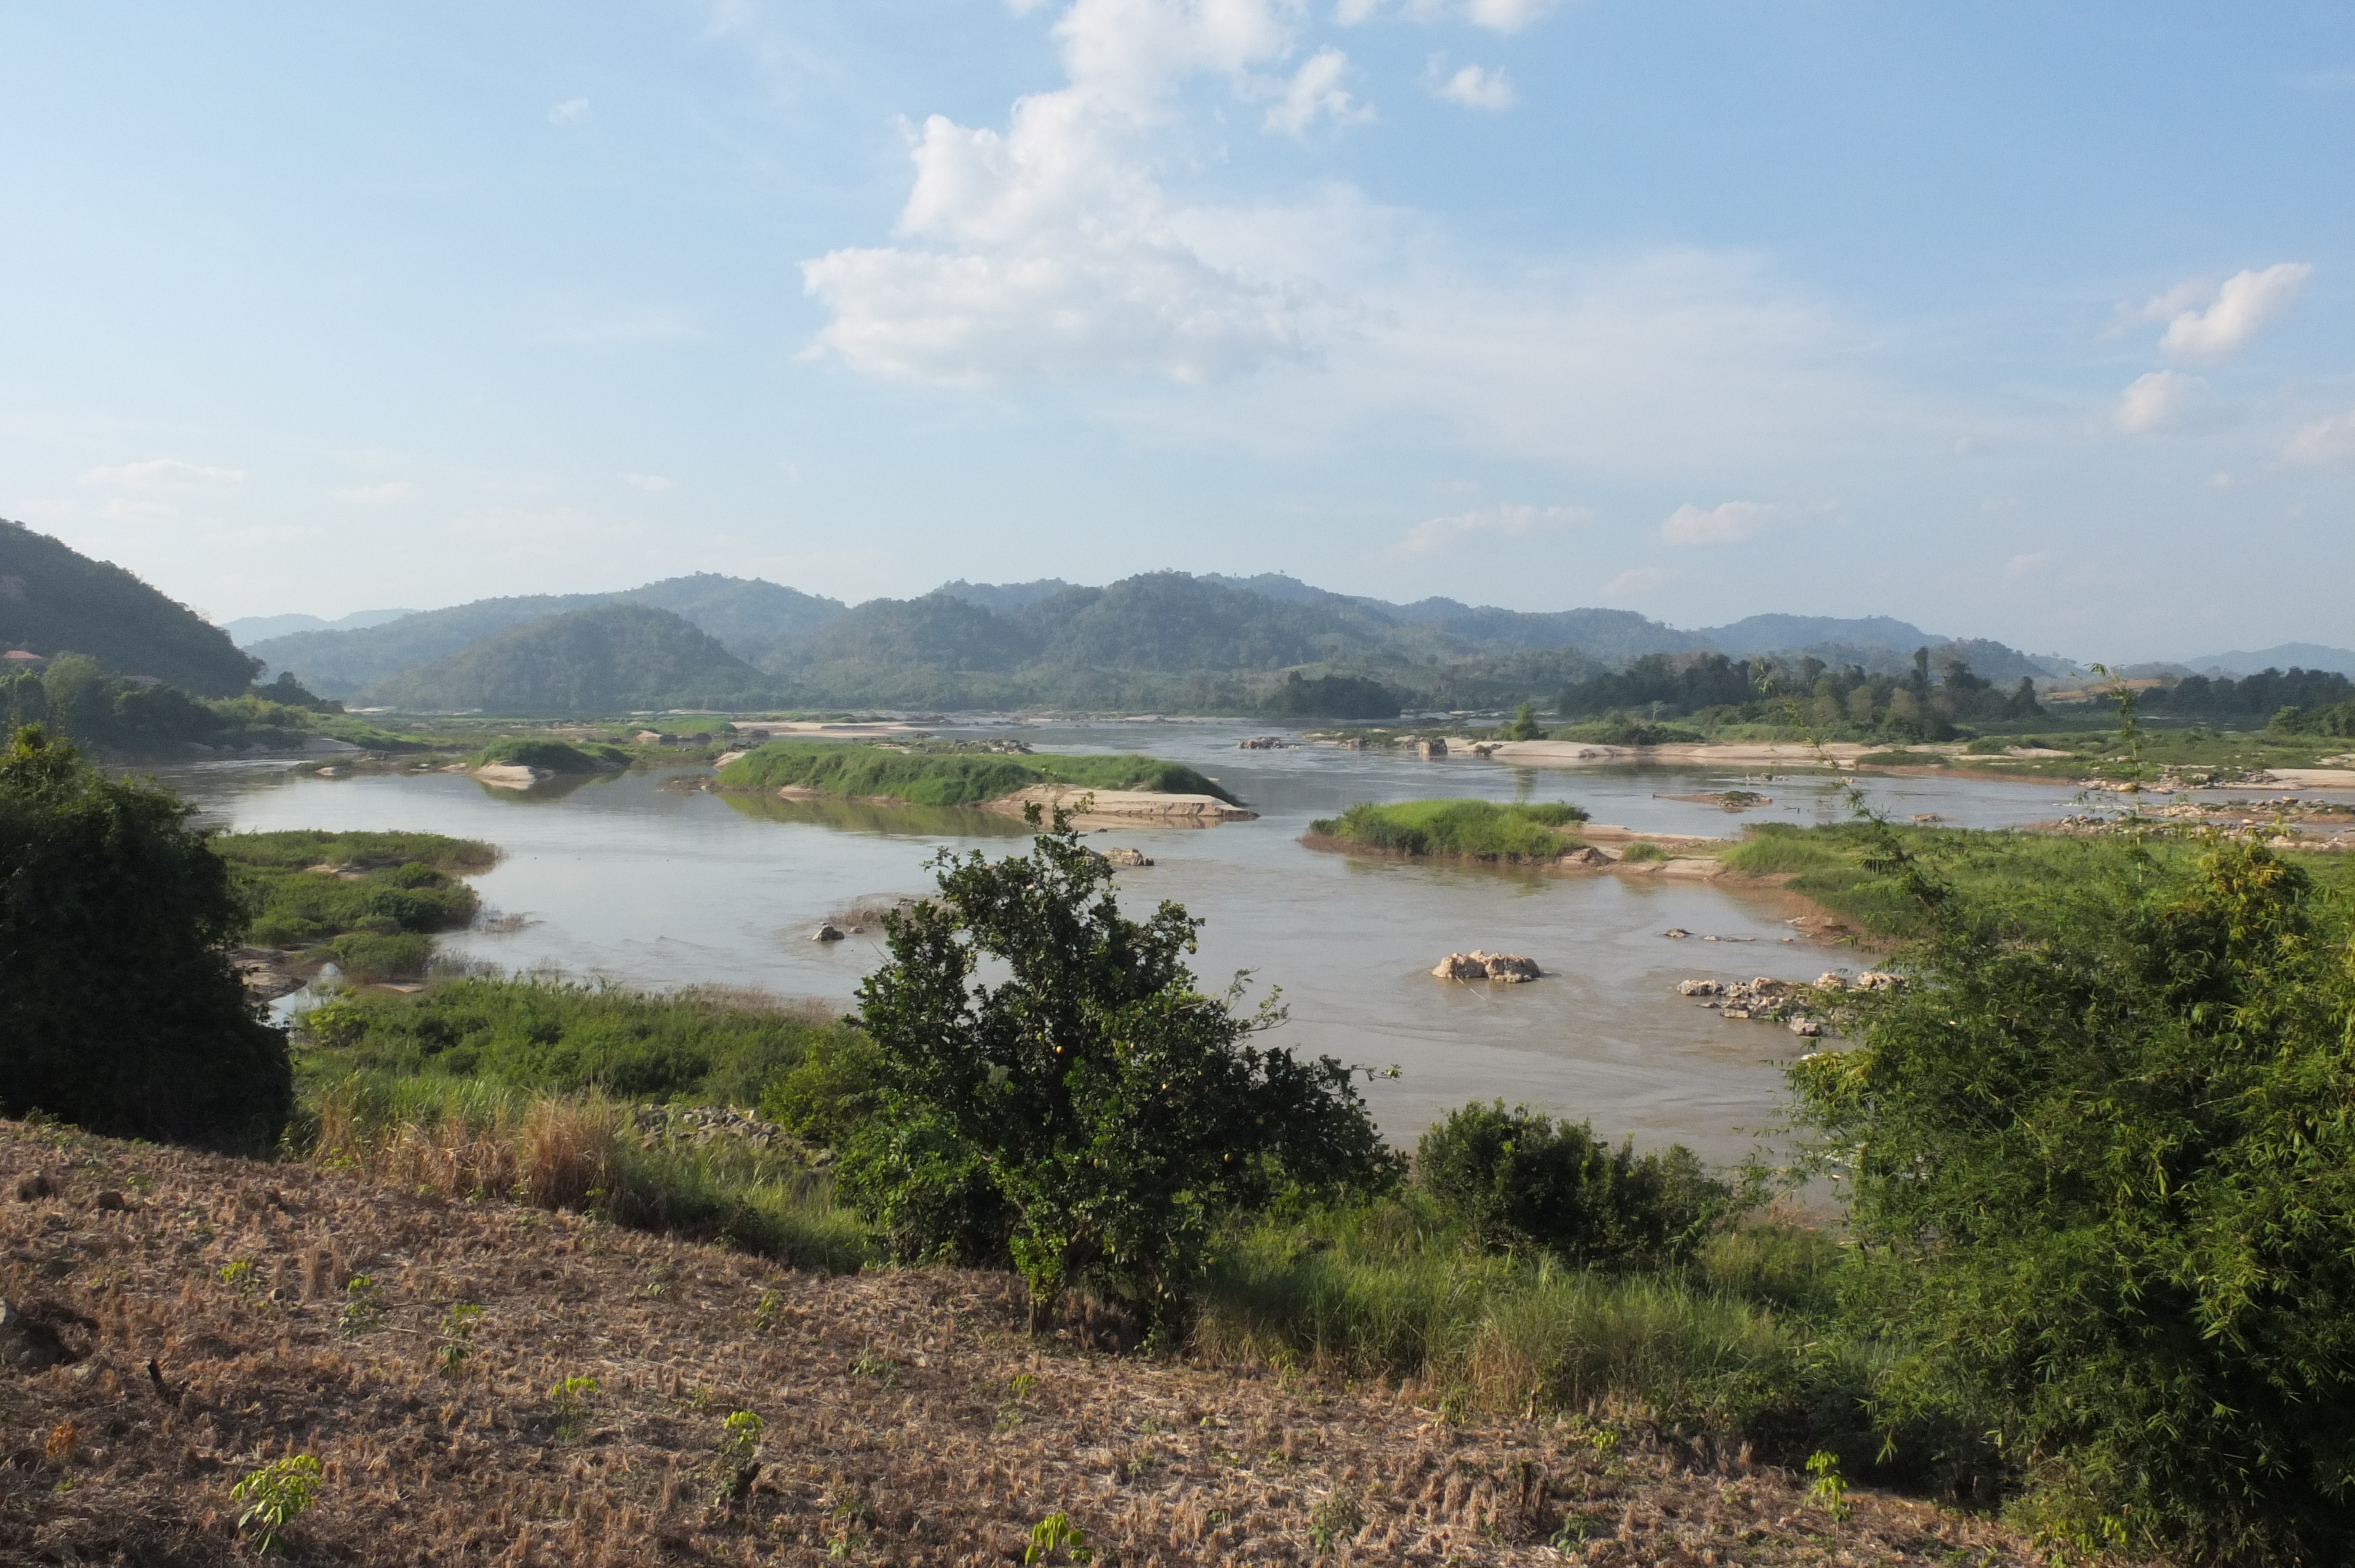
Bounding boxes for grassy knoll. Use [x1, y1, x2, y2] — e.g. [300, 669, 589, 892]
[714, 739, 1239, 805]
[469, 736, 630, 772]
[1308, 798, 1590, 860]
[215, 829, 495, 981]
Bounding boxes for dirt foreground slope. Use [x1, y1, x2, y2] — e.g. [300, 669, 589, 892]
[0, 1119, 2035, 1566]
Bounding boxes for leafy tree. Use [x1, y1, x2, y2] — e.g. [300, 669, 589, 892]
[1790, 839, 2355, 1559]
[1417, 1101, 1729, 1265]
[1502, 701, 1543, 741]
[851, 807, 1402, 1328]
[0, 725, 290, 1150]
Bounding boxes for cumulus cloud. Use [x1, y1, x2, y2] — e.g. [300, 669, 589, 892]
[80, 459, 245, 490]
[549, 97, 589, 124]
[1265, 48, 1372, 134]
[334, 481, 416, 504]
[2114, 370, 2227, 435]
[803, 0, 1350, 384]
[1660, 500, 1776, 546]
[2285, 408, 2355, 466]
[1427, 58, 1515, 109]
[1604, 566, 1670, 596]
[1399, 501, 1589, 554]
[2125, 263, 2313, 359]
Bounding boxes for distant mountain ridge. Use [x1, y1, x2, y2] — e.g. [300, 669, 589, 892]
[2184, 643, 2355, 679]
[223, 608, 414, 646]
[369, 604, 771, 713]
[247, 567, 2094, 715]
[0, 518, 260, 696]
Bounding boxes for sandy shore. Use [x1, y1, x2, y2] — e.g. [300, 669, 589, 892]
[1488, 739, 1885, 769]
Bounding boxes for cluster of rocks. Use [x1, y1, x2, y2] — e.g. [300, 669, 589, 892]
[631, 1104, 830, 1165]
[1093, 846, 1153, 867]
[1412, 738, 1449, 759]
[1236, 736, 1288, 750]
[1431, 951, 1541, 983]
[1677, 969, 1903, 1037]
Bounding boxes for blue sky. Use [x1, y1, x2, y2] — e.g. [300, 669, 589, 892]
[2, 1, 2351, 660]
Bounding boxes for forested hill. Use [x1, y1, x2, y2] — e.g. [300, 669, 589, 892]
[0, 518, 260, 696]
[256, 567, 2069, 714]
[250, 574, 842, 697]
[366, 604, 772, 713]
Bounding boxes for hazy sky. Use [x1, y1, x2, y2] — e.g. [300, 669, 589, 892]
[3, 2, 2351, 659]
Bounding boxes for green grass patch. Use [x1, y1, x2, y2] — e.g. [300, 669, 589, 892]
[1307, 798, 1590, 860]
[1853, 749, 1948, 767]
[714, 740, 1238, 806]
[215, 829, 493, 953]
[297, 974, 863, 1108]
[470, 738, 629, 772]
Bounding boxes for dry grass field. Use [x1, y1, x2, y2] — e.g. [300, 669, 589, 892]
[0, 1117, 2039, 1566]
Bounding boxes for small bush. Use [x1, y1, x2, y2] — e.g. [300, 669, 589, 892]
[324, 931, 433, 982]
[231, 1454, 323, 1554]
[1308, 799, 1590, 860]
[1618, 841, 1667, 863]
[1416, 1102, 1731, 1267]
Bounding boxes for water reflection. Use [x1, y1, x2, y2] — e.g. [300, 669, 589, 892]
[711, 789, 1034, 839]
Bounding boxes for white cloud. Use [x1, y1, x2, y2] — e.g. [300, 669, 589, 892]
[2135, 263, 2313, 359]
[1265, 48, 1372, 134]
[2114, 370, 2227, 435]
[621, 473, 675, 492]
[2003, 551, 2052, 581]
[802, 0, 1346, 384]
[1339, 0, 1563, 31]
[1399, 501, 1589, 554]
[1660, 500, 1776, 547]
[549, 97, 589, 124]
[2286, 408, 2355, 466]
[333, 481, 416, 504]
[1428, 58, 1515, 109]
[79, 458, 245, 490]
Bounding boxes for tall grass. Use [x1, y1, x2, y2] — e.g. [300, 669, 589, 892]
[309, 1071, 868, 1273]
[1192, 1197, 1882, 1460]
[1306, 799, 1589, 860]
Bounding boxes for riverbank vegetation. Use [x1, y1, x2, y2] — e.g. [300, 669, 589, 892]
[215, 829, 494, 982]
[467, 736, 629, 772]
[714, 739, 1238, 805]
[1308, 798, 1590, 861]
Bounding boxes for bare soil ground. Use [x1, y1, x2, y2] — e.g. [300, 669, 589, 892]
[0, 1118, 2036, 1566]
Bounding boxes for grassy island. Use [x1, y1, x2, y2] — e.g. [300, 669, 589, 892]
[713, 739, 1238, 806]
[469, 737, 630, 773]
[215, 829, 496, 981]
[1308, 798, 1590, 860]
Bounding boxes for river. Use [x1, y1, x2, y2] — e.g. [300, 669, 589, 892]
[158, 721, 2124, 1161]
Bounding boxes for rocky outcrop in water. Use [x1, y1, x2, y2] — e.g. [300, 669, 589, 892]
[1432, 951, 1540, 982]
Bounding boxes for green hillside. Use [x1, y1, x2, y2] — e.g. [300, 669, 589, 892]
[0, 518, 260, 696]
[253, 573, 842, 697]
[367, 603, 773, 713]
[715, 739, 1239, 805]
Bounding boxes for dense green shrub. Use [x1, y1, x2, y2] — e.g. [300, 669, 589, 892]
[323, 931, 433, 982]
[0, 725, 290, 1151]
[217, 830, 490, 951]
[1416, 1102, 1731, 1267]
[1261, 670, 1401, 720]
[1308, 798, 1588, 860]
[1791, 841, 2355, 1559]
[853, 809, 1402, 1327]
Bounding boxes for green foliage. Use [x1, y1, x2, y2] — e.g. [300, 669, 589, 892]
[1309, 1490, 1364, 1553]
[1853, 748, 1946, 766]
[1024, 1511, 1087, 1564]
[435, 1303, 482, 1374]
[548, 1374, 599, 1439]
[230, 1453, 323, 1554]
[712, 1410, 765, 1504]
[851, 810, 1403, 1326]
[1308, 798, 1588, 860]
[1502, 701, 1544, 741]
[1547, 715, 1707, 746]
[0, 725, 291, 1152]
[469, 737, 629, 772]
[1617, 840, 1667, 863]
[717, 739, 1239, 806]
[1262, 670, 1401, 719]
[755, 1029, 884, 1144]
[1805, 1451, 1851, 1522]
[216, 829, 491, 953]
[1788, 840, 2355, 1559]
[339, 1275, 387, 1338]
[1415, 1102, 1732, 1267]
[2271, 699, 2355, 738]
[298, 976, 859, 1106]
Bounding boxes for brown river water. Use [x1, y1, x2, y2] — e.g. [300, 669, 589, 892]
[158, 720, 2159, 1161]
